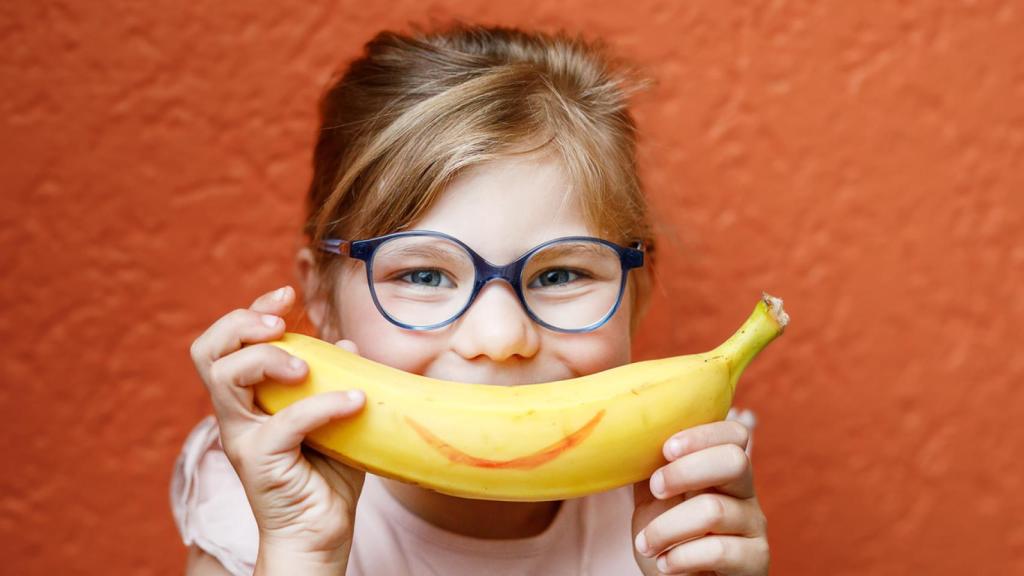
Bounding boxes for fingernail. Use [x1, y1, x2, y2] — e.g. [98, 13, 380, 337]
[666, 438, 682, 459]
[262, 314, 280, 328]
[657, 555, 669, 572]
[288, 356, 305, 372]
[273, 286, 287, 301]
[635, 531, 650, 556]
[346, 390, 364, 403]
[650, 470, 665, 498]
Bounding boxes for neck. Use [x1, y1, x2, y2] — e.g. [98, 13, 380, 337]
[380, 477, 563, 539]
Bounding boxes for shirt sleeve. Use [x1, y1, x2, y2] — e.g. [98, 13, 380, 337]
[170, 414, 259, 576]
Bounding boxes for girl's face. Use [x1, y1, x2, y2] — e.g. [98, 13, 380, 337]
[308, 151, 635, 385]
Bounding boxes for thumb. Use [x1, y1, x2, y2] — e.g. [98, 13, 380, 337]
[632, 479, 673, 536]
[632, 478, 657, 514]
[633, 479, 713, 539]
[632, 480, 672, 575]
[334, 339, 360, 355]
[258, 390, 365, 456]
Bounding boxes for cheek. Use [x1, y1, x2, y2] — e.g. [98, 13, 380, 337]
[335, 270, 443, 372]
[552, 309, 633, 376]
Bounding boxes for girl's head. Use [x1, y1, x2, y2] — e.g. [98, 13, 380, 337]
[297, 22, 658, 382]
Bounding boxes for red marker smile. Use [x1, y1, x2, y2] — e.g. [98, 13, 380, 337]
[405, 409, 606, 470]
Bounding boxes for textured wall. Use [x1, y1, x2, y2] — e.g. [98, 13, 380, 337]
[1, 1, 1021, 574]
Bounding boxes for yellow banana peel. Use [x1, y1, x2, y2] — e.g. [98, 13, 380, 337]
[253, 292, 789, 502]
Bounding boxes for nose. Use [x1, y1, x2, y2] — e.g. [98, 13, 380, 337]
[449, 279, 540, 362]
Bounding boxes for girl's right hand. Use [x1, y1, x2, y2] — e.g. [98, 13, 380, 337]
[189, 285, 367, 568]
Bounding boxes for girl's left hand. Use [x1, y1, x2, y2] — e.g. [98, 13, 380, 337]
[631, 420, 770, 575]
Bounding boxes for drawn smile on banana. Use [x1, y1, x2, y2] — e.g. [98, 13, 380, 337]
[403, 409, 606, 470]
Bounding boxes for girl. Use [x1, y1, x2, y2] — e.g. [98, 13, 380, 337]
[172, 22, 769, 575]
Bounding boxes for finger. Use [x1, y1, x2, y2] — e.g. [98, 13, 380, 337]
[189, 286, 295, 374]
[258, 390, 366, 456]
[334, 339, 360, 355]
[632, 479, 682, 542]
[636, 493, 767, 559]
[249, 285, 296, 316]
[633, 478, 708, 537]
[305, 448, 367, 501]
[655, 535, 769, 575]
[632, 478, 683, 576]
[206, 344, 309, 427]
[663, 420, 750, 462]
[192, 308, 287, 379]
[651, 443, 755, 500]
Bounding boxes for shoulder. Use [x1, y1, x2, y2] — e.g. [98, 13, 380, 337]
[170, 415, 259, 576]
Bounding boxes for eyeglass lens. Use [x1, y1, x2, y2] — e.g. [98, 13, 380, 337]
[368, 236, 624, 330]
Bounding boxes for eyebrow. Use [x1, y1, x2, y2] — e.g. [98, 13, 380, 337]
[384, 244, 467, 266]
[528, 242, 609, 261]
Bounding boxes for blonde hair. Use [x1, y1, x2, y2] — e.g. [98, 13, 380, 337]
[304, 21, 658, 336]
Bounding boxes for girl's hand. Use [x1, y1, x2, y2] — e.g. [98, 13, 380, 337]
[630, 420, 770, 575]
[189, 285, 367, 569]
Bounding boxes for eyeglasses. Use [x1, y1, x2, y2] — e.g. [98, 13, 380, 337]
[318, 230, 645, 333]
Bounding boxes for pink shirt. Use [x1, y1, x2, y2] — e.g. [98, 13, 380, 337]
[170, 409, 756, 575]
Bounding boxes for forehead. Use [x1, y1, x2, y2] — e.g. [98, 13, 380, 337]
[409, 152, 598, 263]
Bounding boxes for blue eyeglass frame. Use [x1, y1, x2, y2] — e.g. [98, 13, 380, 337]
[318, 230, 645, 333]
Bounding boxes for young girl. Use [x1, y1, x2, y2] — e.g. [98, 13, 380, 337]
[171, 22, 769, 575]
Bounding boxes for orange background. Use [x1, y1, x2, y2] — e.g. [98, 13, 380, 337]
[2, 1, 1022, 574]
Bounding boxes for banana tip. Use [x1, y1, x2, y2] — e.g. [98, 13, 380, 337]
[761, 292, 790, 332]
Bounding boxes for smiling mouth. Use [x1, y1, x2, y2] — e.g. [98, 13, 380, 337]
[404, 409, 606, 470]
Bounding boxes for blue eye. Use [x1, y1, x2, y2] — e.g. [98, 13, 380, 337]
[399, 269, 452, 288]
[530, 269, 580, 288]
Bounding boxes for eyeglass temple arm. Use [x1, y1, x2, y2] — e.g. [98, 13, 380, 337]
[623, 241, 645, 268]
[318, 238, 351, 256]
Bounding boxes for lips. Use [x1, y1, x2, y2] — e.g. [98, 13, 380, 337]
[404, 409, 606, 470]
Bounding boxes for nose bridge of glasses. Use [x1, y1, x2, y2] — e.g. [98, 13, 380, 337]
[463, 273, 534, 331]
[472, 255, 528, 296]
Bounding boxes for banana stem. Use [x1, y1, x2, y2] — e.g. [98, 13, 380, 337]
[712, 292, 790, 394]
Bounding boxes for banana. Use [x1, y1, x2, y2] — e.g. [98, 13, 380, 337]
[253, 292, 789, 502]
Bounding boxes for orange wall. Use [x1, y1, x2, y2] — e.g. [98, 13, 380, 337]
[2, 1, 1021, 574]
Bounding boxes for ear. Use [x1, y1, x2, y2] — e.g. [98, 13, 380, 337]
[296, 247, 330, 337]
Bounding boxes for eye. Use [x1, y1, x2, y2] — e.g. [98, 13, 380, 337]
[398, 269, 454, 288]
[529, 268, 581, 288]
